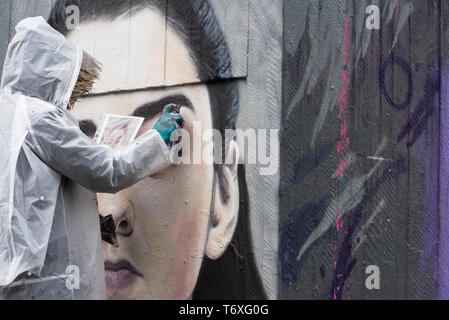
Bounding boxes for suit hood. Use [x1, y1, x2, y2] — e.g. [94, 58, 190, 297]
[1, 16, 81, 109]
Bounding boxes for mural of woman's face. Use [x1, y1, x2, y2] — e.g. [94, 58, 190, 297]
[67, 7, 239, 299]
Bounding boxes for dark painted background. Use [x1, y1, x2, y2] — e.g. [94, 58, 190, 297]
[281, 0, 449, 299]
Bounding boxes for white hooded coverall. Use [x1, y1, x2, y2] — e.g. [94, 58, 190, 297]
[0, 17, 172, 299]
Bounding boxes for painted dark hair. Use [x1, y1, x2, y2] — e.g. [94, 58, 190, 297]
[49, 0, 265, 299]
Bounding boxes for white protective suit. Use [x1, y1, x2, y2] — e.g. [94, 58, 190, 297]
[0, 17, 172, 299]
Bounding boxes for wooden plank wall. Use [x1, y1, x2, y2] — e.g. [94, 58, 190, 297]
[281, 0, 446, 299]
[3, 0, 447, 300]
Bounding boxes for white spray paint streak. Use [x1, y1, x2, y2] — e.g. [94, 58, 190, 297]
[352, 200, 385, 256]
[390, 2, 413, 53]
[367, 156, 393, 162]
[285, 1, 347, 132]
[296, 137, 387, 262]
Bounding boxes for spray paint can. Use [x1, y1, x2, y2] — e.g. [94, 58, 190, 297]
[167, 104, 183, 148]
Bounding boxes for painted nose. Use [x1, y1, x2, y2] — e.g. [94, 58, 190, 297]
[98, 193, 135, 237]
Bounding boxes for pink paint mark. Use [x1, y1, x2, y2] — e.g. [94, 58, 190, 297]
[335, 13, 351, 233]
[332, 13, 351, 301]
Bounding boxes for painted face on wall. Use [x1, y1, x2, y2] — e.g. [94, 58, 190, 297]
[67, 7, 239, 299]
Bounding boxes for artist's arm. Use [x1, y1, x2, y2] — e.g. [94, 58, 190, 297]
[26, 107, 172, 193]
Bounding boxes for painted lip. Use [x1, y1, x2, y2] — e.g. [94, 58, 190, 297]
[104, 260, 143, 291]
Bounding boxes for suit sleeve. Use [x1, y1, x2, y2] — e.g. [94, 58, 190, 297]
[26, 108, 171, 193]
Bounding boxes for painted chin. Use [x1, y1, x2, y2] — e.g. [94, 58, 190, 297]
[104, 260, 143, 295]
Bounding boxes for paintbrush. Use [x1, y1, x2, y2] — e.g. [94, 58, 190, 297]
[68, 51, 101, 110]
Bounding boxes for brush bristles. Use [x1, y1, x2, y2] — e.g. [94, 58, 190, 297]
[68, 51, 101, 109]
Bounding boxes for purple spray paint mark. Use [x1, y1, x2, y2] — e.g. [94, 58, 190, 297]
[330, 158, 407, 300]
[439, 59, 449, 299]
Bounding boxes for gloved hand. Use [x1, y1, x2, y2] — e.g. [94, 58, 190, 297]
[153, 104, 185, 144]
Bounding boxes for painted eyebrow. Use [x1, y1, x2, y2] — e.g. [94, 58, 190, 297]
[132, 94, 195, 121]
[78, 94, 194, 135]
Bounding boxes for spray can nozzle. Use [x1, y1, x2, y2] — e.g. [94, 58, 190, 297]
[167, 104, 181, 115]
